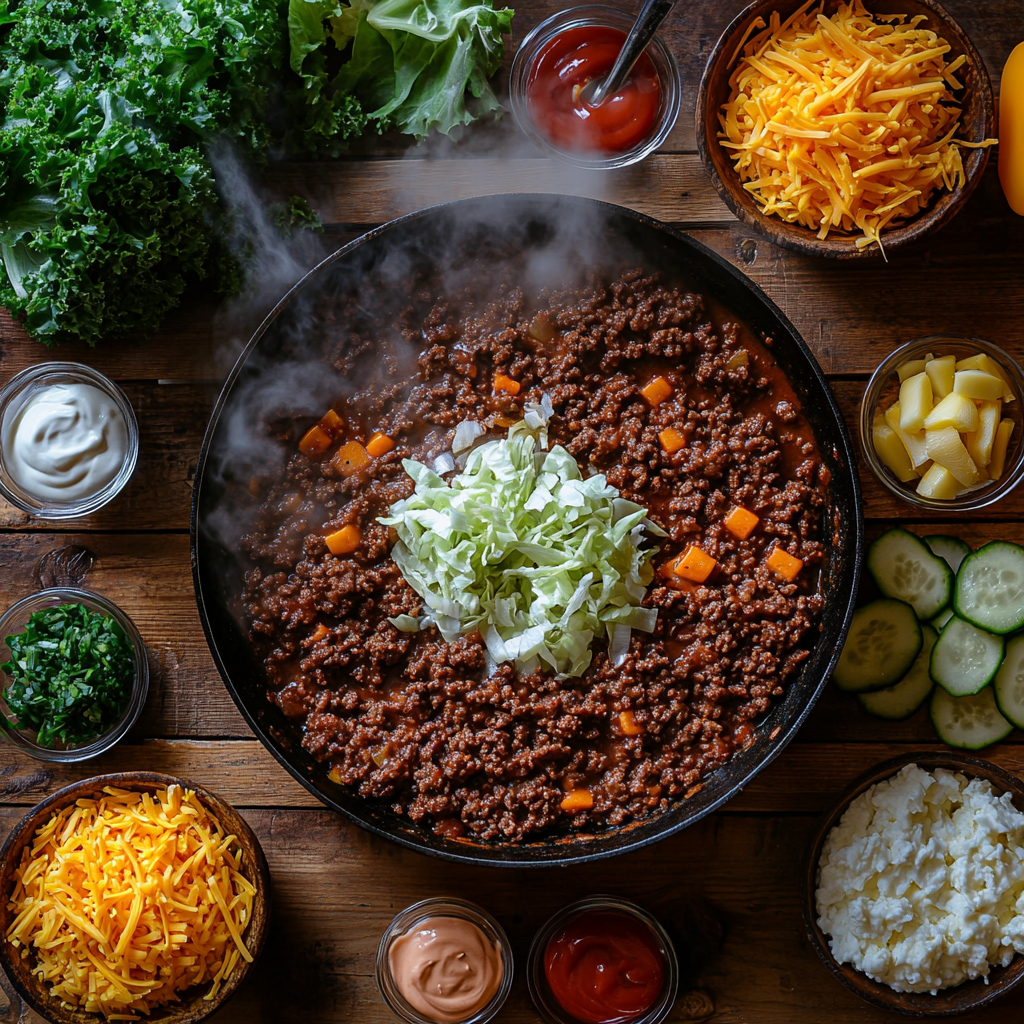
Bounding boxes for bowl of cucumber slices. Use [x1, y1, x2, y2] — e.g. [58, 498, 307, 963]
[835, 528, 1024, 749]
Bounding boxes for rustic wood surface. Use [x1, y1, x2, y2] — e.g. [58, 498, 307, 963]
[1, 0, 1023, 1021]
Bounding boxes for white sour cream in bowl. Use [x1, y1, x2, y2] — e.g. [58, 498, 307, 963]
[0, 364, 138, 518]
[3, 383, 127, 501]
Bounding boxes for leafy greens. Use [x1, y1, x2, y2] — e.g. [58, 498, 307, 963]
[0, 0, 284, 345]
[287, 0, 513, 149]
[379, 413, 661, 678]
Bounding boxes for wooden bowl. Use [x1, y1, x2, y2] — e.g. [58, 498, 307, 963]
[695, 0, 995, 260]
[802, 751, 1024, 1016]
[0, 773, 271, 1024]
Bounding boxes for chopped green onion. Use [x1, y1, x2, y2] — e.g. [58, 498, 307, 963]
[1, 603, 134, 748]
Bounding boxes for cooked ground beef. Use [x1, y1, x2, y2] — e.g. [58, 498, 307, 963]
[242, 270, 829, 843]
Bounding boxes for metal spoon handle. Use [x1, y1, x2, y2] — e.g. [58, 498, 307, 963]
[587, 0, 677, 107]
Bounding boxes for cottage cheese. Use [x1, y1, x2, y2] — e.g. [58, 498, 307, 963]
[816, 764, 1024, 993]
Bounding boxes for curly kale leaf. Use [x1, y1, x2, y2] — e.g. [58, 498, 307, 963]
[0, 0, 285, 346]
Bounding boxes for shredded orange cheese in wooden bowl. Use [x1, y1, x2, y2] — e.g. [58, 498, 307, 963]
[718, 0, 995, 251]
[5, 785, 255, 1020]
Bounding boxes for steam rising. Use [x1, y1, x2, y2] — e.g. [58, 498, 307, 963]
[198, 116, 647, 638]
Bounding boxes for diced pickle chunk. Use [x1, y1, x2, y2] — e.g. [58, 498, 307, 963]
[924, 426, 980, 486]
[953, 370, 1004, 402]
[925, 355, 956, 399]
[923, 392, 980, 432]
[917, 463, 962, 500]
[899, 371, 933, 432]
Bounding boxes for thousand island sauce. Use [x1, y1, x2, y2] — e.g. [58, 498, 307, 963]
[525, 26, 661, 154]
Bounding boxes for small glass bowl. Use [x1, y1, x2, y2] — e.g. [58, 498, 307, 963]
[527, 895, 679, 1024]
[509, 5, 681, 169]
[0, 362, 139, 519]
[0, 588, 149, 762]
[376, 897, 514, 1024]
[860, 337, 1024, 512]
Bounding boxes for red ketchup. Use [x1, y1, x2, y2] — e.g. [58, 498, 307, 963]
[543, 910, 666, 1023]
[526, 26, 661, 154]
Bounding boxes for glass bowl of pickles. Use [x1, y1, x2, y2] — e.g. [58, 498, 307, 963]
[860, 336, 1024, 511]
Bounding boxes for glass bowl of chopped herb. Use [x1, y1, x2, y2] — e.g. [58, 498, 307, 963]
[0, 589, 149, 761]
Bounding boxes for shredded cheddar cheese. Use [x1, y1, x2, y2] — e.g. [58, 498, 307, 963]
[6, 785, 256, 1020]
[718, 0, 997, 251]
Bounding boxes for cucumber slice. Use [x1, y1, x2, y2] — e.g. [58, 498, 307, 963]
[931, 607, 954, 631]
[930, 686, 1013, 750]
[994, 634, 1024, 729]
[867, 528, 953, 620]
[924, 535, 971, 573]
[834, 599, 922, 693]
[954, 542, 1024, 634]
[929, 616, 1005, 696]
[859, 624, 937, 720]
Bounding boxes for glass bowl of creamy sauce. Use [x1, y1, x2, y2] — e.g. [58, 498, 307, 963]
[0, 362, 138, 518]
[376, 898, 513, 1024]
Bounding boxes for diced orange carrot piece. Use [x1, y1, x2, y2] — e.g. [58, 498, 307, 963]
[299, 424, 332, 458]
[619, 710, 643, 736]
[641, 377, 673, 406]
[494, 373, 521, 396]
[325, 525, 361, 555]
[319, 408, 343, 435]
[766, 546, 804, 581]
[675, 545, 717, 583]
[560, 789, 594, 811]
[724, 506, 759, 540]
[659, 428, 686, 454]
[366, 432, 395, 458]
[310, 623, 329, 642]
[333, 442, 371, 476]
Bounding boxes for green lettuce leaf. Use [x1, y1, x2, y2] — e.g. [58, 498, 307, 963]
[379, 415, 659, 678]
[288, 0, 512, 147]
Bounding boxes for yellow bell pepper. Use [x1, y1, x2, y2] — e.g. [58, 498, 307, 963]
[1000, 42, 1024, 215]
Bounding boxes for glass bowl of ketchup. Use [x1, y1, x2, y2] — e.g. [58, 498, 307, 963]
[527, 895, 679, 1024]
[509, 6, 681, 168]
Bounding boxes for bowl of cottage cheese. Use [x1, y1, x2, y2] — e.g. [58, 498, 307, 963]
[804, 751, 1024, 1016]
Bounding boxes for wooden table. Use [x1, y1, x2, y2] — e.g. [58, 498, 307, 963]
[1, 1, 1023, 1020]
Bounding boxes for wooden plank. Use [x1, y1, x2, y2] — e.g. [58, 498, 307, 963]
[4, 807, 1022, 1024]
[0, 514, 1016, 750]
[0, 735, 1022, 816]
[3, 177, 1022, 382]
[3, 376, 1020, 535]
[0, 383, 215, 531]
[0, 533, 250, 739]
[0, 740, 316, 809]
[263, 154, 730, 225]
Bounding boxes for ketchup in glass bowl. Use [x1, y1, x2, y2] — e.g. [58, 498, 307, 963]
[528, 896, 679, 1024]
[509, 6, 680, 168]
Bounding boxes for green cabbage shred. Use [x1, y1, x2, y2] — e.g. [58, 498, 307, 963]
[379, 414, 662, 678]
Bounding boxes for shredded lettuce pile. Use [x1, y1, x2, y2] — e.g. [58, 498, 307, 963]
[380, 415, 662, 678]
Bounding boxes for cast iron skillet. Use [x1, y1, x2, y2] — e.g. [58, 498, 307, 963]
[191, 194, 862, 866]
